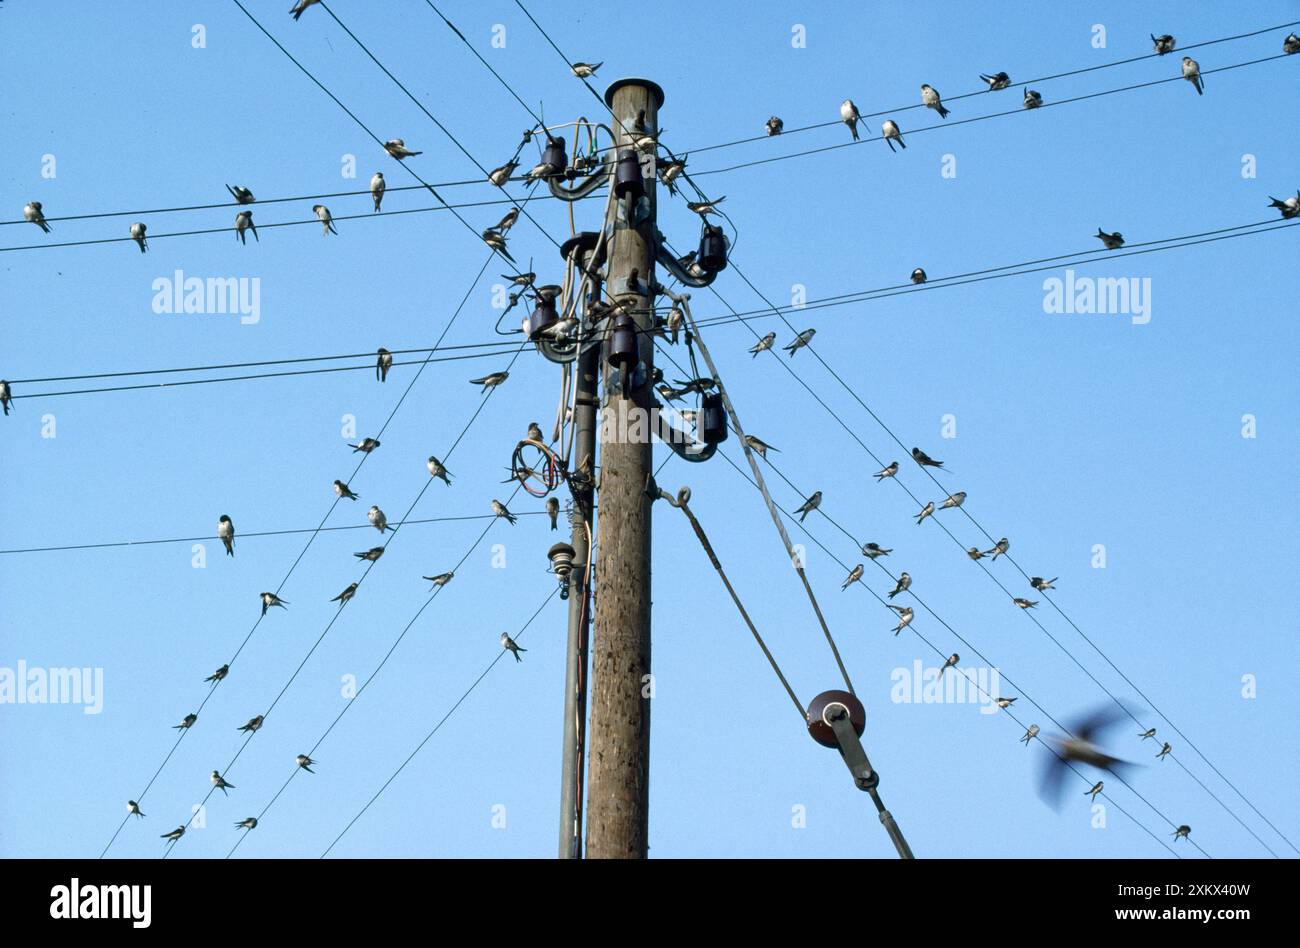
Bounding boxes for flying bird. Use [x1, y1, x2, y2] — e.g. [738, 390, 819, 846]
[744, 435, 779, 458]
[349, 437, 381, 453]
[235, 817, 258, 831]
[910, 268, 926, 284]
[313, 204, 337, 235]
[915, 501, 935, 525]
[841, 564, 864, 589]
[749, 332, 776, 357]
[881, 119, 906, 152]
[296, 754, 317, 773]
[546, 497, 559, 530]
[225, 184, 255, 204]
[980, 71, 1011, 90]
[370, 172, 385, 211]
[570, 62, 602, 78]
[383, 139, 423, 159]
[492, 499, 518, 525]
[766, 116, 784, 136]
[986, 538, 1010, 560]
[235, 210, 258, 244]
[1012, 598, 1038, 609]
[427, 455, 452, 484]
[887, 572, 911, 599]
[367, 506, 390, 533]
[376, 348, 393, 382]
[488, 160, 518, 187]
[470, 371, 509, 392]
[938, 653, 959, 679]
[839, 99, 862, 140]
[206, 664, 229, 683]
[1030, 576, 1057, 591]
[939, 491, 966, 510]
[289, 0, 320, 20]
[874, 461, 899, 481]
[130, 222, 148, 253]
[423, 571, 454, 587]
[218, 515, 235, 556]
[331, 582, 358, 605]
[260, 592, 288, 616]
[502, 632, 527, 661]
[911, 447, 943, 468]
[238, 715, 264, 733]
[1151, 33, 1176, 55]
[128, 800, 146, 819]
[794, 491, 822, 522]
[174, 713, 198, 730]
[354, 546, 385, 562]
[1181, 57, 1203, 95]
[861, 542, 892, 559]
[784, 328, 815, 357]
[890, 606, 914, 635]
[1038, 704, 1133, 808]
[1022, 88, 1043, 109]
[921, 84, 949, 119]
[211, 770, 235, 795]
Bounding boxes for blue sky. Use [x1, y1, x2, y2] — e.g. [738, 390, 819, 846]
[1, 0, 1297, 859]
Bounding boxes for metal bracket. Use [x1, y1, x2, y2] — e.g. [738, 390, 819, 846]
[827, 706, 878, 792]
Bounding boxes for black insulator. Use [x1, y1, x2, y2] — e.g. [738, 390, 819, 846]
[542, 136, 568, 173]
[526, 284, 561, 341]
[613, 149, 644, 199]
[700, 392, 728, 444]
[698, 223, 728, 273]
[607, 312, 639, 369]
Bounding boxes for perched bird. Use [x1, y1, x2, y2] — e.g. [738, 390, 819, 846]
[1181, 56, 1203, 95]
[980, 71, 1011, 90]
[1139, 728, 1157, 741]
[986, 537, 1010, 560]
[744, 435, 779, 458]
[0, 380, 11, 416]
[370, 172, 385, 211]
[211, 770, 235, 795]
[1085, 781, 1104, 802]
[488, 160, 518, 187]
[218, 515, 235, 557]
[1157, 742, 1172, 760]
[225, 184, 255, 204]
[939, 491, 966, 510]
[1096, 228, 1125, 249]
[367, 506, 390, 533]
[130, 222, 148, 253]
[481, 229, 515, 262]
[862, 542, 892, 559]
[349, 437, 381, 453]
[1285, 33, 1300, 54]
[333, 481, 360, 505]
[174, 713, 198, 730]
[570, 62, 602, 78]
[427, 455, 452, 484]
[915, 501, 935, 525]
[996, 697, 1017, 709]
[938, 653, 959, 679]
[423, 571, 455, 587]
[910, 268, 926, 284]
[235, 210, 258, 244]
[1267, 192, 1300, 219]
[1151, 33, 1176, 55]
[966, 547, 986, 560]
[161, 826, 186, 842]
[313, 204, 337, 236]
[376, 348, 393, 382]
[1039, 705, 1132, 807]
[524, 157, 562, 184]
[841, 564, 864, 589]
[501, 632, 527, 661]
[890, 605, 914, 635]
[238, 715, 264, 733]
[235, 817, 258, 830]
[887, 572, 911, 599]
[205, 664, 230, 684]
[470, 371, 509, 392]
[128, 800, 146, 819]
[1022, 88, 1043, 109]
[664, 304, 683, 345]
[546, 497, 560, 531]
[874, 461, 899, 481]
[1030, 576, 1057, 591]
[686, 197, 725, 217]
[921, 84, 950, 119]
[289, 0, 320, 20]
[490, 206, 520, 234]
[526, 421, 544, 444]
[1020, 724, 1040, 745]
[911, 447, 943, 469]
[331, 582, 359, 605]
[794, 491, 822, 522]
[1013, 598, 1038, 609]
[784, 328, 816, 357]
[383, 139, 423, 159]
[658, 158, 686, 195]
[260, 592, 288, 616]
[749, 331, 776, 357]
[839, 99, 862, 140]
[354, 546, 385, 562]
[492, 499, 518, 525]
[296, 754, 317, 773]
[766, 116, 784, 136]
[881, 119, 906, 152]
[1172, 825, 1192, 841]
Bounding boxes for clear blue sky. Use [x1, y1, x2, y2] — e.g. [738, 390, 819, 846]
[2, 1, 1297, 859]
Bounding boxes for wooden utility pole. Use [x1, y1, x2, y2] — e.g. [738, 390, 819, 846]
[586, 78, 663, 859]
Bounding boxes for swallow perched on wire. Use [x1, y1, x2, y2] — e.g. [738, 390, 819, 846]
[235, 817, 258, 830]
[570, 61, 602, 78]
[1022, 88, 1043, 109]
[383, 139, 423, 159]
[423, 571, 454, 587]
[260, 592, 288, 616]
[1139, 728, 1157, 741]
[784, 328, 816, 356]
[238, 715, 264, 733]
[996, 696, 1017, 709]
[470, 371, 509, 392]
[367, 506, 390, 533]
[839, 99, 862, 140]
[218, 515, 235, 556]
[313, 204, 337, 235]
[481, 229, 515, 262]
[161, 826, 186, 842]
[862, 542, 892, 559]
[490, 208, 520, 237]
[664, 304, 683, 345]
[0, 380, 11, 416]
[354, 546, 385, 562]
[1286, 33, 1300, 54]
[766, 116, 784, 136]
[980, 71, 1011, 90]
[128, 800, 146, 819]
[749, 332, 776, 357]
[130, 222, 148, 253]
[881, 119, 906, 152]
[910, 268, 926, 284]
[874, 461, 899, 481]
[226, 184, 255, 204]
[1085, 780, 1104, 801]
[296, 754, 317, 773]
[744, 435, 778, 458]
[841, 564, 864, 589]
[1156, 742, 1172, 760]
[427, 455, 452, 484]
[915, 501, 935, 525]
[501, 632, 527, 661]
[887, 572, 911, 599]
[349, 437, 380, 454]
[939, 491, 966, 510]
[492, 499, 518, 525]
[488, 160, 519, 187]
[985, 537, 1010, 559]
[794, 491, 822, 522]
[966, 547, 985, 560]
[1180, 56, 1204, 95]
[1020, 724, 1039, 745]
[1151, 33, 1176, 55]
[331, 582, 358, 606]
[370, 172, 385, 211]
[890, 605, 914, 634]
[938, 653, 959, 678]
[235, 210, 258, 244]
[206, 664, 229, 684]
[1013, 598, 1038, 609]
[289, 0, 320, 20]
[1030, 576, 1057, 591]
[211, 770, 235, 795]
[1097, 229, 1124, 249]
[376, 348, 393, 382]
[174, 713, 198, 729]
[23, 201, 50, 233]
[1267, 192, 1300, 219]
[686, 197, 726, 217]
[911, 447, 943, 469]
[1172, 824, 1191, 841]
[546, 497, 560, 530]
[921, 84, 949, 118]
[658, 157, 686, 195]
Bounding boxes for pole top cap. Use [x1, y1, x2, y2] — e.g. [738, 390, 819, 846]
[604, 78, 665, 109]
